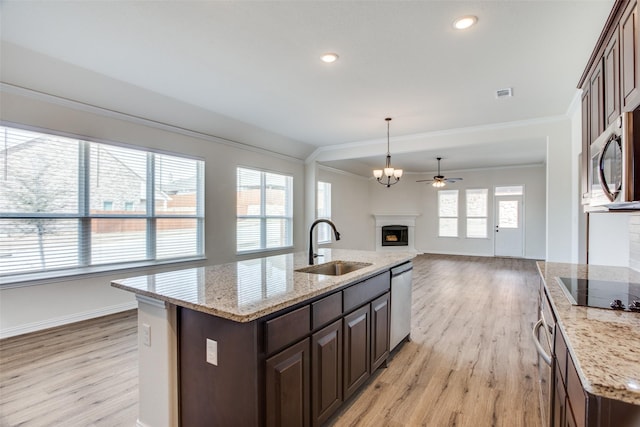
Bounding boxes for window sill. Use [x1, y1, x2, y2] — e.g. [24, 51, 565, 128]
[236, 246, 295, 257]
[0, 257, 207, 289]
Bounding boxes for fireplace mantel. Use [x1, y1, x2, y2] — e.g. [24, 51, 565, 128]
[373, 214, 420, 227]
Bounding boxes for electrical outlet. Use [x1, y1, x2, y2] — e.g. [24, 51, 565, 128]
[206, 339, 218, 366]
[142, 323, 151, 347]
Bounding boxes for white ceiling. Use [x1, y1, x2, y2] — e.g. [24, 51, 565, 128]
[0, 1, 614, 176]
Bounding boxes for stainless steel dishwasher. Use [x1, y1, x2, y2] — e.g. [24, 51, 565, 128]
[390, 261, 413, 351]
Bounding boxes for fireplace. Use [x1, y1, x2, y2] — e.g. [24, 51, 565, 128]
[382, 225, 409, 246]
[373, 214, 419, 252]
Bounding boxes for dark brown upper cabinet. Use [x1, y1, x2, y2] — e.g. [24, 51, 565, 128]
[621, 0, 640, 111]
[605, 30, 621, 125]
[590, 61, 605, 143]
[581, 89, 591, 204]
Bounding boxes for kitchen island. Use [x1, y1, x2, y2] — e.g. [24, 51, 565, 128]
[537, 262, 640, 426]
[112, 248, 415, 427]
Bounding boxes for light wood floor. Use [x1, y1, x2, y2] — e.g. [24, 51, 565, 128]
[0, 254, 542, 427]
[0, 310, 138, 427]
[329, 254, 542, 427]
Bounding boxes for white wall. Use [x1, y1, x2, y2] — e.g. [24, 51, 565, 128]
[314, 117, 576, 263]
[317, 166, 373, 250]
[368, 165, 546, 259]
[0, 88, 306, 338]
[568, 92, 589, 264]
[588, 213, 630, 267]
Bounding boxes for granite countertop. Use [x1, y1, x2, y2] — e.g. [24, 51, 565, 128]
[537, 261, 640, 406]
[112, 248, 415, 323]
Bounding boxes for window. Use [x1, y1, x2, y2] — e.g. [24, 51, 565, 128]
[316, 181, 332, 243]
[466, 189, 488, 238]
[438, 190, 458, 237]
[495, 186, 523, 229]
[495, 185, 523, 196]
[0, 125, 205, 279]
[236, 167, 293, 253]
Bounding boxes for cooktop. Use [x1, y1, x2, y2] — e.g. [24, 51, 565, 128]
[557, 277, 640, 312]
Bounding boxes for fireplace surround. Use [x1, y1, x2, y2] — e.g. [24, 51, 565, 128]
[373, 214, 419, 252]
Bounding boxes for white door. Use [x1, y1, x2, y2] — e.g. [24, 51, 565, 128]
[494, 195, 524, 257]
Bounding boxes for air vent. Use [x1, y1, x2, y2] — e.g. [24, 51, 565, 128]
[496, 88, 513, 99]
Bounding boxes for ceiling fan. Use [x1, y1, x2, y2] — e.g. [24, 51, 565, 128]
[416, 157, 463, 188]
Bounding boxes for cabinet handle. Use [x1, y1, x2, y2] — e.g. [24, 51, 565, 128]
[532, 319, 552, 366]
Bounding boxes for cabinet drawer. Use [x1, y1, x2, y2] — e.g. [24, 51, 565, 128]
[343, 272, 390, 313]
[312, 292, 342, 330]
[265, 306, 311, 355]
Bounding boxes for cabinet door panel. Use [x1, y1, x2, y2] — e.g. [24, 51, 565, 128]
[605, 30, 621, 125]
[343, 305, 370, 400]
[266, 338, 310, 427]
[581, 88, 591, 203]
[553, 363, 566, 427]
[590, 61, 605, 142]
[371, 292, 390, 371]
[621, 0, 640, 110]
[311, 319, 343, 426]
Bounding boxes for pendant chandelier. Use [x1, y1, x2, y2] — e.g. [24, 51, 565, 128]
[373, 117, 403, 187]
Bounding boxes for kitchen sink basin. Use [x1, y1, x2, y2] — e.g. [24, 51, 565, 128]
[296, 261, 372, 276]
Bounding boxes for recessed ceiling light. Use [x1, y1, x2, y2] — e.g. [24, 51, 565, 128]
[321, 53, 339, 63]
[453, 15, 478, 30]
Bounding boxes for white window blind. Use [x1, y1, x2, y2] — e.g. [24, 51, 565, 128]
[0, 125, 205, 279]
[316, 181, 332, 243]
[438, 190, 458, 237]
[466, 189, 488, 238]
[236, 167, 293, 253]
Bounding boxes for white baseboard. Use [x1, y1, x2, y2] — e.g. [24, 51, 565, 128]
[0, 301, 138, 339]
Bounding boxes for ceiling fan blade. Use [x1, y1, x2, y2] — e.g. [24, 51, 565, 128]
[444, 178, 463, 183]
[415, 179, 435, 183]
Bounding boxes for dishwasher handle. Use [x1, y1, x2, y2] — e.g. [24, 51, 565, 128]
[532, 319, 552, 366]
[391, 262, 413, 277]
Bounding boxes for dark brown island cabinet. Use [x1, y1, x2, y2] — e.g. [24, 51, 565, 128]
[179, 270, 393, 427]
[538, 282, 640, 427]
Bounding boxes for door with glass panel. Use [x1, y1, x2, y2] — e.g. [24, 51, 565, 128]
[494, 186, 524, 257]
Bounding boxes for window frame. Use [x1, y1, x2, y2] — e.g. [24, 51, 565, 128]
[316, 181, 332, 244]
[236, 166, 293, 254]
[0, 122, 205, 284]
[437, 189, 459, 238]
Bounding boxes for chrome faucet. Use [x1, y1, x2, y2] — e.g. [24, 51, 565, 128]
[309, 219, 341, 265]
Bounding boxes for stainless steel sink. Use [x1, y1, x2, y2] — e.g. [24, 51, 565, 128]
[296, 261, 372, 276]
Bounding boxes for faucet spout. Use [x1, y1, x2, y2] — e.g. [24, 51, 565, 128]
[309, 219, 341, 265]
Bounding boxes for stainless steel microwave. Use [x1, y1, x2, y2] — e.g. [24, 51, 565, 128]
[589, 111, 640, 209]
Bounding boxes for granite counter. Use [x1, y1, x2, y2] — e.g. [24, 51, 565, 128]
[537, 261, 640, 406]
[112, 248, 414, 323]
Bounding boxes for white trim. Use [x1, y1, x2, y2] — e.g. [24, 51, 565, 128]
[565, 89, 583, 117]
[417, 249, 538, 260]
[0, 82, 304, 164]
[136, 420, 152, 427]
[317, 163, 369, 180]
[306, 115, 567, 163]
[0, 301, 137, 339]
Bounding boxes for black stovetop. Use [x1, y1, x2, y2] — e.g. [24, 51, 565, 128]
[557, 277, 640, 312]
